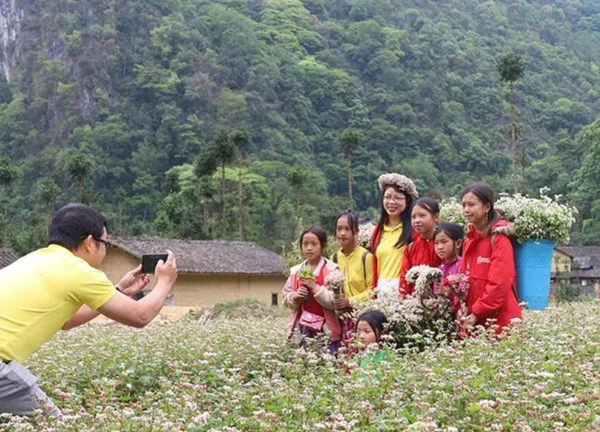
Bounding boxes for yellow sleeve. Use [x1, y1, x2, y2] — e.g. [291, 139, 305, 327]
[348, 252, 375, 306]
[68, 266, 116, 310]
[365, 252, 375, 291]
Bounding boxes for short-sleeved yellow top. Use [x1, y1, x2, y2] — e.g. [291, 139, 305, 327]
[375, 222, 405, 280]
[0, 245, 115, 363]
[331, 245, 374, 305]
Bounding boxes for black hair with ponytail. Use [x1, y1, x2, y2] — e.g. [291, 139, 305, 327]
[461, 183, 501, 238]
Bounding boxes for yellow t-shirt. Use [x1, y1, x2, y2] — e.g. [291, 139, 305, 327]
[0, 244, 116, 363]
[331, 246, 375, 305]
[375, 222, 406, 280]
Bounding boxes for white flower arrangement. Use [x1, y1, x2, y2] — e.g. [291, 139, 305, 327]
[325, 269, 345, 299]
[495, 188, 578, 244]
[439, 197, 466, 228]
[354, 295, 454, 352]
[405, 265, 444, 298]
[377, 173, 419, 198]
[355, 265, 453, 351]
[357, 222, 375, 249]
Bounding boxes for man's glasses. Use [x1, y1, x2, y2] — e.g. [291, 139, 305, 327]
[93, 237, 112, 248]
[80, 235, 112, 249]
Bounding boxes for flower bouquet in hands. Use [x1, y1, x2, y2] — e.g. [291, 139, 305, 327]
[405, 265, 443, 300]
[440, 273, 470, 316]
[297, 268, 316, 302]
[298, 268, 316, 281]
[325, 269, 345, 316]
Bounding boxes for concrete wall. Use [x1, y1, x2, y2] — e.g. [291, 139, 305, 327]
[99, 249, 286, 307]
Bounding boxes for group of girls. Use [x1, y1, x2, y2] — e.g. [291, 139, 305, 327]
[282, 172, 522, 356]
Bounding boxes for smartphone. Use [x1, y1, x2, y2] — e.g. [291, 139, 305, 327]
[141, 254, 168, 274]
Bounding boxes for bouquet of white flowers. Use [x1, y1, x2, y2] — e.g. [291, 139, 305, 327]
[496, 188, 578, 244]
[325, 269, 345, 301]
[357, 222, 375, 249]
[405, 265, 443, 299]
[354, 265, 454, 351]
[325, 269, 345, 317]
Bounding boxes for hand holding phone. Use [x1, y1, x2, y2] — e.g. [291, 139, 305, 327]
[154, 250, 177, 287]
[141, 254, 169, 274]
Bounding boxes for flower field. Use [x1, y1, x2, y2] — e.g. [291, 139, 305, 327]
[3, 302, 599, 431]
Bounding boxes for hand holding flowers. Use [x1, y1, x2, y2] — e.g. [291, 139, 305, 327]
[439, 273, 470, 316]
[325, 270, 347, 312]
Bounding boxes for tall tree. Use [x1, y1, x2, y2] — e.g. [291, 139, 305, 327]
[197, 177, 217, 239]
[0, 156, 20, 191]
[66, 151, 94, 203]
[212, 131, 235, 237]
[498, 53, 525, 193]
[287, 167, 307, 216]
[230, 128, 251, 240]
[0, 156, 20, 224]
[196, 131, 235, 237]
[32, 177, 61, 213]
[339, 128, 362, 210]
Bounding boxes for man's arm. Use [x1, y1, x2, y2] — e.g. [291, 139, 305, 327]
[97, 252, 177, 328]
[62, 305, 101, 330]
[62, 264, 153, 330]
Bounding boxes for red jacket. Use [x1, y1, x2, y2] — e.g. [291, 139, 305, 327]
[399, 230, 441, 295]
[460, 221, 522, 332]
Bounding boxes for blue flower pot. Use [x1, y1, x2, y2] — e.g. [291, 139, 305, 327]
[513, 239, 556, 310]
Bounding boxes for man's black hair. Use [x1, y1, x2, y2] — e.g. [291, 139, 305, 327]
[48, 203, 108, 251]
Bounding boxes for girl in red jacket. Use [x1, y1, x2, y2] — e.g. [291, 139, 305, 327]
[399, 197, 442, 296]
[460, 183, 522, 333]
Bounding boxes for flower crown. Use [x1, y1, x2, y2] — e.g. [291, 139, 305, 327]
[377, 173, 419, 198]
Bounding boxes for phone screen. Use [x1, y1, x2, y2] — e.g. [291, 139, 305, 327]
[141, 254, 168, 274]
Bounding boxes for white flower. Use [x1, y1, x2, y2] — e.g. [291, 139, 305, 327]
[377, 172, 419, 197]
[357, 223, 375, 248]
[405, 265, 443, 298]
[496, 190, 577, 243]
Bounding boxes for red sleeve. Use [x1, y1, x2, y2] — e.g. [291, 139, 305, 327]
[471, 235, 515, 319]
[399, 243, 413, 295]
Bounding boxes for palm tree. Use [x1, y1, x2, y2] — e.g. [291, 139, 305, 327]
[498, 53, 525, 193]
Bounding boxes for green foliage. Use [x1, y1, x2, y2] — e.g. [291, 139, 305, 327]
[498, 54, 525, 84]
[553, 282, 582, 303]
[0, 156, 20, 187]
[570, 118, 600, 244]
[0, 0, 598, 253]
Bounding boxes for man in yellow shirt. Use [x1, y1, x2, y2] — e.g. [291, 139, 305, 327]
[0, 204, 178, 416]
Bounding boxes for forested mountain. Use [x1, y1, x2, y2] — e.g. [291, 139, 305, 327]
[0, 0, 599, 254]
